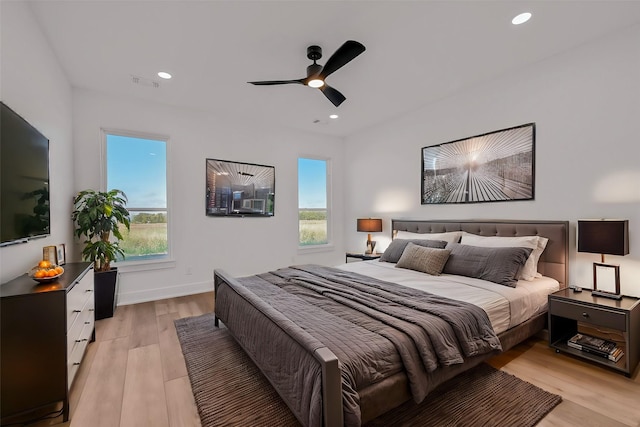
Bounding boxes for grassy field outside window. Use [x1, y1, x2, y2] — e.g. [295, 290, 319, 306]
[299, 209, 327, 245]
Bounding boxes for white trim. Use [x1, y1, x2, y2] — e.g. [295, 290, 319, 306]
[114, 257, 176, 273]
[116, 279, 214, 306]
[101, 128, 173, 260]
[297, 243, 335, 254]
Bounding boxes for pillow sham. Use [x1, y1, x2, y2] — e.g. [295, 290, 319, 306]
[379, 238, 448, 263]
[459, 234, 548, 281]
[395, 230, 462, 244]
[442, 243, 533, 287]
[395, 243, 451, 276]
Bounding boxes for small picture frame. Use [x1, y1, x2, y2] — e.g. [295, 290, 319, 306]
[56, 244, 66, 265]
[43, 245, 58, 264]
[592, 262, 621, 298]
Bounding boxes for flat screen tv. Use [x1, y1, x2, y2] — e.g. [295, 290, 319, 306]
[0, 102, 50, 246]
[205, 158, 274, 217]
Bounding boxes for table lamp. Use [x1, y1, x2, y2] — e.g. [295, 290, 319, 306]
[357, 218, 382, 254]
[577, 219, 629, 299]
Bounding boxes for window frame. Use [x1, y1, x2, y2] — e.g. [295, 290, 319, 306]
[297, 156, 333, 252]
[101, 128, 174, 271]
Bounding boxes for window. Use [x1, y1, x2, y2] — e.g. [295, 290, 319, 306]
[298, 157, 330, 246]
[105, 131, 168, 261]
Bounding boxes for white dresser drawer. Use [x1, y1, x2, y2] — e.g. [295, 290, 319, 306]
[66, 296, 95, 357]
[66, 270, 93, 330]
[65, 267, 94, 389]
[67, 320, 93, 387]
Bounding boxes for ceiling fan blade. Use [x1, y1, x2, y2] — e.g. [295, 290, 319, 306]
[320, 85, 346, 107]
[248, 79, 304, 85]
[319, 40, 365, 79]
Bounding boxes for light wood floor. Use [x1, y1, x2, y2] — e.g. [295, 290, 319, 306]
[27, 292, 640, 427]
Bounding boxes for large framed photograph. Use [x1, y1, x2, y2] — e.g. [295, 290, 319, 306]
[205, 158, 275, 217]
[422, 123, 535, 204]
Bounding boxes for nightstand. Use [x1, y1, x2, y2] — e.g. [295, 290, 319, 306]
[548, 288, 640, 377]
[345, 252, 382, 263]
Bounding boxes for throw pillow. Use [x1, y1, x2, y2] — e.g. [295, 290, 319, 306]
[395, 243, 451, 275]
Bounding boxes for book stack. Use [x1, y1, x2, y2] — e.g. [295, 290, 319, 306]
[567, 333, 624, 362]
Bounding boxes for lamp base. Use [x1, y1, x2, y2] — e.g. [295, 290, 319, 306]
[591, 290, 623, 300]
[365, 240, 377, 255]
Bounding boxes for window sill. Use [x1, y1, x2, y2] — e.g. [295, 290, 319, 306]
[297, 244, 334, 254]
[114, 257, 176, 273]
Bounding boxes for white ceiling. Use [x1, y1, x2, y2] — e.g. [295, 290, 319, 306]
[27, 1, 640, 138]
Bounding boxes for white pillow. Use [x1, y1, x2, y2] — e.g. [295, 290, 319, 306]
[459, 234, 548, 281]
[395, 230, 462, 244]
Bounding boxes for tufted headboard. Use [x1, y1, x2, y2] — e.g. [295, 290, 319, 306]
[391, 219, 569, 288]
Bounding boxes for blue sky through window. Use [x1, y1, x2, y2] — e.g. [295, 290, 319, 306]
[106, 134, 167, 209]
[298, 158, 326, 209]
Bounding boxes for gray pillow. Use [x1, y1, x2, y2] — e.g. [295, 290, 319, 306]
[442, 243, 533, 287]
[396, 243, 451, 275]
[379, 238, 448, 263]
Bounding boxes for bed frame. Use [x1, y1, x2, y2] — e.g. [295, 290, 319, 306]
[214, 219, 569, 427]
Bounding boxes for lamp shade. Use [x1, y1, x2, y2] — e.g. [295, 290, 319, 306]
[578, 220, 629, 256]
[357, 218, 382, 233]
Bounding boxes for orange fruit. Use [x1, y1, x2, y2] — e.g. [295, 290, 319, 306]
[38, 260, 51, 269]
[34, 270, 46, 278]
[46, 269, 57, 277]
[54, 266, 63, 275]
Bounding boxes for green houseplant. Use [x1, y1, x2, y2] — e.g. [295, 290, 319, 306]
[72, 189, 130, 319]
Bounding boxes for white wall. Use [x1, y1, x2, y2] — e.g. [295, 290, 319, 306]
[344, 24, 640, 297]
[72, 89, 345, 304]
[0, 2, 75, 283]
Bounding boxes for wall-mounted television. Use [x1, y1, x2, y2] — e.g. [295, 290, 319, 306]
[0, 102, 51, 246]
[205, 158, 275, 217]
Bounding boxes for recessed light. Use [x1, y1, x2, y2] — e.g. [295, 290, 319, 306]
[512, 12, 532, 25]
[157, 71, 172, 79]
[329, 114, 339, 119]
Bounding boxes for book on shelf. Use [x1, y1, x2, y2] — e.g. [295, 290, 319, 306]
[567, 333, 624, 362]
[609, 347, 624, 363]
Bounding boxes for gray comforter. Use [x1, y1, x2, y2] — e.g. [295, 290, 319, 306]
[215, 265, 502, 426]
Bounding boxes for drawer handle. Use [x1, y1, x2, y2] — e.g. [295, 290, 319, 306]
[75, 338, 88, 343]
[73, 362, 81, 366]
[85, 321, 91, 325]
[86, 289, 93, 293]
[73, 310, 81, 313]
[582, 312, 589, 318]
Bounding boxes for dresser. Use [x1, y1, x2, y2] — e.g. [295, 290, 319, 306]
[1, 262, 94, 424]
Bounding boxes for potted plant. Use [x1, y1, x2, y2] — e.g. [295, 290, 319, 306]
[72, 189, 130, 319]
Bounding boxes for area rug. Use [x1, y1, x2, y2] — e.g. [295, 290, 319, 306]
[175, 314, 561, 427]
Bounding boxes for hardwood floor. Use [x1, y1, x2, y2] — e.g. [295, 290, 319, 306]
[27, 292, 640, 426]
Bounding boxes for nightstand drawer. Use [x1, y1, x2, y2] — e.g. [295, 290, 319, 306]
[550, 299, 626, 331]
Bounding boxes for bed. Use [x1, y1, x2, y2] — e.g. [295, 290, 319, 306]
[213, 219, 569, 427]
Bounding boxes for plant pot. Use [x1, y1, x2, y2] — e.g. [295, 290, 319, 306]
[94, 267, 118, 320]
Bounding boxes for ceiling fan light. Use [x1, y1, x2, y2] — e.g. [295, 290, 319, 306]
[308, 79, 324, 88]
[512, 12, 532, 25]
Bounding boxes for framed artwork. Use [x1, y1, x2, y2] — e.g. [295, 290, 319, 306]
[56, 244, 66, 265]
[43, 245, 57, 264]
[422, 123, 535, 204]
[205, 158, 275, 217]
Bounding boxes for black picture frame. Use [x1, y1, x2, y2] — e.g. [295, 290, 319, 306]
[592, 262, 622, 299]
[205, 158, 275, 217]
[421, 123, 535, 204]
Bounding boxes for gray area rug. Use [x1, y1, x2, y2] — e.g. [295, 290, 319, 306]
[175, 313, 561, 427]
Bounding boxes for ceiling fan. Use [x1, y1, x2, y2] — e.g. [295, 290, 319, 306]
[248, 40, 366, 107]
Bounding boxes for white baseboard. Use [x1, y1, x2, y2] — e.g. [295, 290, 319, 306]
[116, 280, 214, 306]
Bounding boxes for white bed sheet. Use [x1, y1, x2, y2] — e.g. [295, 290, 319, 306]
[337, 260, 559, 334]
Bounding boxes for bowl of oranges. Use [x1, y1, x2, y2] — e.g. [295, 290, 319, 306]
[29, 260, 64, 283]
